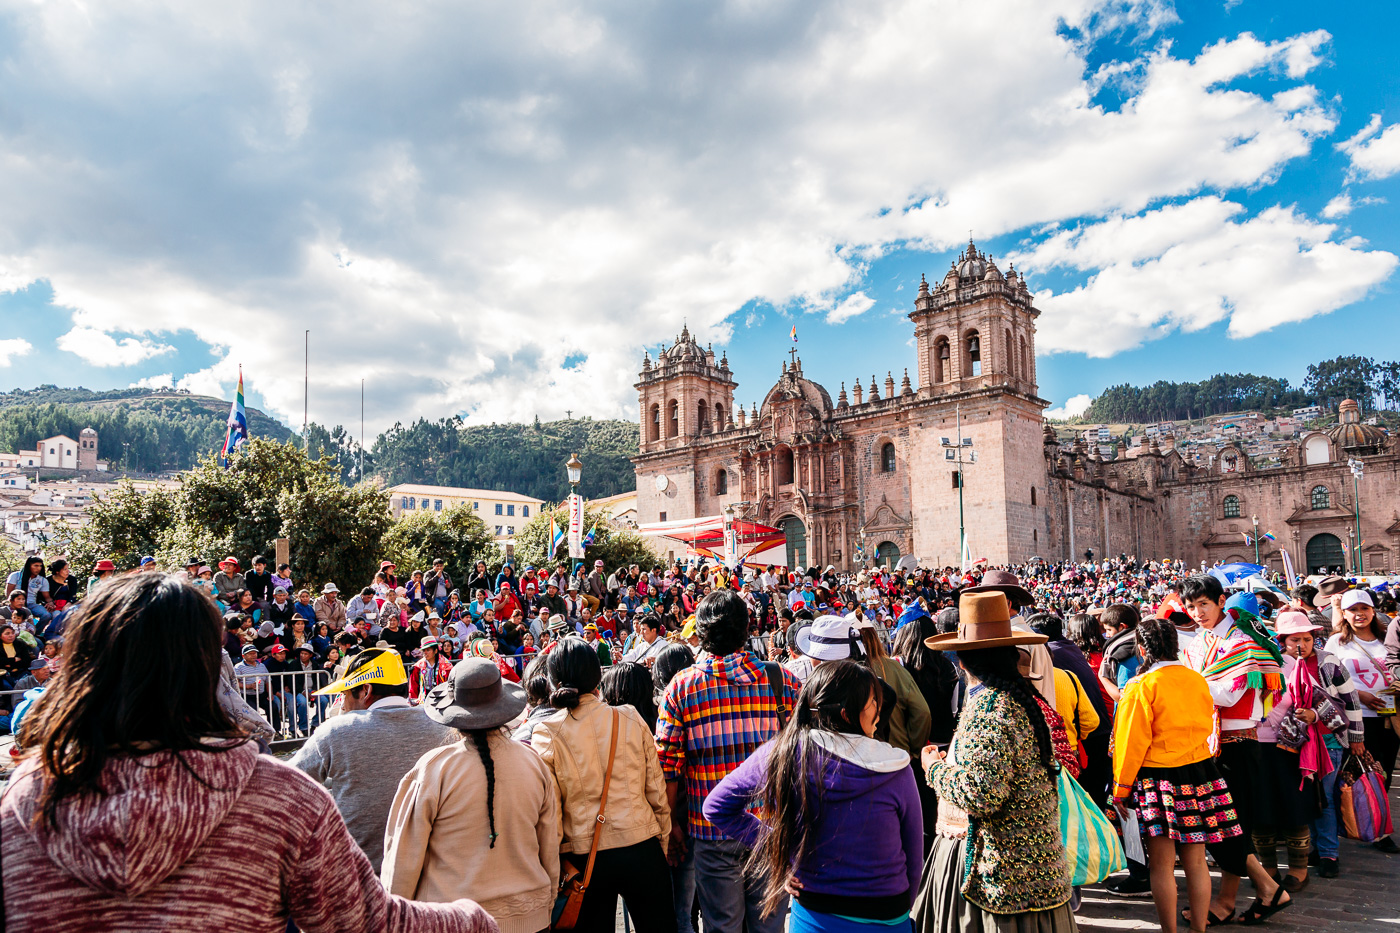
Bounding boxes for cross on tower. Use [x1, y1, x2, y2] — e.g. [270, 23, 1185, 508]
[788, 346, 798, 368]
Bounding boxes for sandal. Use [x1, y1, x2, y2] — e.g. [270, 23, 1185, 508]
[1239, 884, 1291, 926]
[1181, 908, 1235, 927]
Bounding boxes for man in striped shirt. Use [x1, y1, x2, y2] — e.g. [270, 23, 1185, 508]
[655, 590, 800, 933]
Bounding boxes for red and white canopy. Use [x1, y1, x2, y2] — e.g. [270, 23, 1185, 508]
[639, 515, 788, 564]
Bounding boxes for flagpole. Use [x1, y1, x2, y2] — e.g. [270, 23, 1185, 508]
[360, 378, 365, 481]
[303, 329, 309, 452]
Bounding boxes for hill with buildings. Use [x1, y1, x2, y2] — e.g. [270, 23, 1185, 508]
[0, 386, 294, 474]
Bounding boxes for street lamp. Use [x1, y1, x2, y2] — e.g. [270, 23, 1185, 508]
[941, 405, 977, 569]
[1251, 515, 1260, 566]
[566, 452, 583, 489]
[565, 453, 584, 572]
[1348, 457, 1364, 574]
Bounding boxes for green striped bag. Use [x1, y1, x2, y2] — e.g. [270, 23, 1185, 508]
[1057, 769, 1126, 886]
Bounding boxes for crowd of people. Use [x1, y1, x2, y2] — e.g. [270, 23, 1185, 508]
[0, 548, 1396, 933]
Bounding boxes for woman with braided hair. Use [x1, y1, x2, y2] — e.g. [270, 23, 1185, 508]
[912, 591, 1076, 933]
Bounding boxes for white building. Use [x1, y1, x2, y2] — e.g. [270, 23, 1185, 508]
[387, 483, 546, 543]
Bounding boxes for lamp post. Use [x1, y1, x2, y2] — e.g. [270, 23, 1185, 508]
[1348, 458, 1364, 574]
[723, 502, 736, 570]
[566, 452, 582, 490]
[1251, 515, 1260, 566]
[940, 405, 977, 570]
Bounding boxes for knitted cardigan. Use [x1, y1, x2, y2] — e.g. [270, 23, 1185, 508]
[929, 688, 1071, 915]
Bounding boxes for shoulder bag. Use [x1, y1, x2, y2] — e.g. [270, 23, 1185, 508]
[553, 708, 620, 932]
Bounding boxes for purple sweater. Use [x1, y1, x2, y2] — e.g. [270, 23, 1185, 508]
[702, 732, 922, 903]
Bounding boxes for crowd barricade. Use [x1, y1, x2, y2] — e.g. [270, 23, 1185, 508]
[236, 669, 332, 745]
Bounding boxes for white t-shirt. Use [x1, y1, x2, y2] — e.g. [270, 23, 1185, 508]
[1324, 633, 1393, 717]
[6, 571, 49, 608]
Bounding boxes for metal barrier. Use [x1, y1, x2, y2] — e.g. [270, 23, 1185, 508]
[235, 668, 332, 747]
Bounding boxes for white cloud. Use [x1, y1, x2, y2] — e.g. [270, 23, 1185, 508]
[1337, 114, 1400, 181]
[1320, 194, 1352, 219]
[0, 338, 33, 367]
[1045, 394, 1094, 420]
[1015, 196, 1397, 356]
[56, 327, 175, 367]
[0, 2, 1362, 429]
[825, 292, 876, 325]
[130, 373, 173, 389]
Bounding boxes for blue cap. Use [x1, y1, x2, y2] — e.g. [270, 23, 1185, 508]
[1224, 591, 1262, 621]
[139, 555, 156, 566]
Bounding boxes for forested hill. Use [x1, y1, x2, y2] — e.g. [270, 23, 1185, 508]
[1080, 355, 1400, 424]
[0, 385, 294, 473]
[370, 417, 640, 502]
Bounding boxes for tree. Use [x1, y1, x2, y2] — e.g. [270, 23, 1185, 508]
[1304, 356, 1378, 413]
[379, 504, 498, 588]
[278, 482, 392, 591]
[510, 506, 660, 572]
[53, 480, 178, 575]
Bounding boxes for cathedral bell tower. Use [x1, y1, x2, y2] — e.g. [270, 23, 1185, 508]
[636, 325, 738, 453]
[910, 239, 1039, 400]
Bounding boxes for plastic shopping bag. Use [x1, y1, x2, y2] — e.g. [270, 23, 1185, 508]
[1057, 768, 1128, 885]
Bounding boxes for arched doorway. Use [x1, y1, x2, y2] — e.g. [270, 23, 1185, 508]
[1306, 533, 1345, 574]
[876, 541, 901, 569]
[779, 517, 806, 570]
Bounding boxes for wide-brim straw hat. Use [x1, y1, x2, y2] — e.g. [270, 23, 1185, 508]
[423, 658, 526, 730]
[925, 592, 1047, 652]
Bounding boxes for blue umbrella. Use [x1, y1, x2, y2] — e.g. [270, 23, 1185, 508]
[1212, 562, 1267, 584]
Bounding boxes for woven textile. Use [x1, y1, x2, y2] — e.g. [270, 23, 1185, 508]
[1132, 760, 1244, 845]
[655, 650, 800, 840]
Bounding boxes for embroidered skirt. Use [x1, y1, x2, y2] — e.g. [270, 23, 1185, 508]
[1131, 758, 1244, 845]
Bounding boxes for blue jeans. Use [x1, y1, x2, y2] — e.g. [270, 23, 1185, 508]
[28, 603, 52, 625]
[671, 831, 697, 933]
[433, 597, 448, 615]
[274, 692, 309, 733]
[1312, 745, 1345, 859]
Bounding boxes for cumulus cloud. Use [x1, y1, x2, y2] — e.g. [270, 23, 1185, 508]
[0, 1, 1366, 428]
[1015, 197, 1397, 356]
[56, 326, 174, 367]
[130, 373, 174, 389]
[1320, 194, 1353, 219]
[0, 338, 33, 367]
[825, 292, 876, 325]
[1338, 114, 1400, 181]
[1045, 393, 1094, 420]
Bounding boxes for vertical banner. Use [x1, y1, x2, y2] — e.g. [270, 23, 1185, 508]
[568, 493, 584, 559]
[1281, 548, 1297, 590]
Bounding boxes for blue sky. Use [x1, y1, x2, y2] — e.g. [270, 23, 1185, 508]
[1, 0, 1397, 433]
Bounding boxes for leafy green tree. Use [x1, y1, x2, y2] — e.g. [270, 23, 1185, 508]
[510, 506, 660, 572]
[277, 482, 392, 591]
[1305, 356, 1378, 413]
[305, 422, 373, 485]
[379, 504, 497, 588]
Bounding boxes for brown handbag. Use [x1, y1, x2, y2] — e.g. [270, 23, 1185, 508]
[552, 708, 620, 932]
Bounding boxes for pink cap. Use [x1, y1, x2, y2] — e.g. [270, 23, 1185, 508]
[1273, 610, 1319, 636]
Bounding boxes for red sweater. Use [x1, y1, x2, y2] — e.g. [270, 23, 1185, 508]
[0, 741, 498, 933]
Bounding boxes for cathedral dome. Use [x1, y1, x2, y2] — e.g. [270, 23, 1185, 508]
[1327, 398, 1386, 452]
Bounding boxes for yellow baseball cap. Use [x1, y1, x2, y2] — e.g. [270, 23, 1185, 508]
[681, 617, 697, 639]
[315, 648, 408, 696]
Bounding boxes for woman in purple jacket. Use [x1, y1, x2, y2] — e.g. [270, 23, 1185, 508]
[703, 660, 923, 933]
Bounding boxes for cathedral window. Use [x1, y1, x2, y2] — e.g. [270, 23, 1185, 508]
[1030, 486, 1036, 506]
[649, 404, 661, 442]
[1310, 485, 1329, 510]
[715, 469, 728, 495]
[668, 400, 679, 438]
[774, 447, 794, 486]
[934, 338, 950, 383]
[881, 442, 896, 473]
[1222, 495, 1240, 518]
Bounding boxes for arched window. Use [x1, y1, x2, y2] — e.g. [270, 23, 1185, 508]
[933, 337, 950, 382]
[715, 403, 725, 428]
[649, 404, 661, 442]
[1223, 495, 1240, 518]
[715, 469, 728, 495]
[406, 497, 416, 509]
[697, 399, 709, 432]
[1005, 328, 1013, 377]
[966, 331, 981, 377]
[1030, 486, 1037, 506]
[1020, 336, 1029, 382]
[881, 442, 896, 473]
[1311, 485, 1330, 510]
[667, 399, 679, 438]
[774, 447, 794, 486]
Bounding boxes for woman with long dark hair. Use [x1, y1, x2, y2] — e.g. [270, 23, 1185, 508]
[912, 592, 1075, 933]
[853, 623, 932, 757]
[602, 660, 659, 731]
[704, 660, 922, 932]
[530, 637, 676, 933]
[383, 655, 561, 933]
[2, 572, 494, 933]
[7, 555, 54, 629]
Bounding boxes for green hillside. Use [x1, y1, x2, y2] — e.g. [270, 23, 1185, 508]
[0, 385, 295, 473]
[371, 416, 640, 502]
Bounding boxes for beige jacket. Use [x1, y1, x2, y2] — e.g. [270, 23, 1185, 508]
[382, 731, 562, 933]
[530, 694, 671, 855]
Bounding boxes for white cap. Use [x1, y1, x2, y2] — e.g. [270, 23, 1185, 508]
[1340, 589, 1374, 610]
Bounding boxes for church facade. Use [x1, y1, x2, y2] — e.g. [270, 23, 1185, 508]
[631, 242, 1399, 574]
